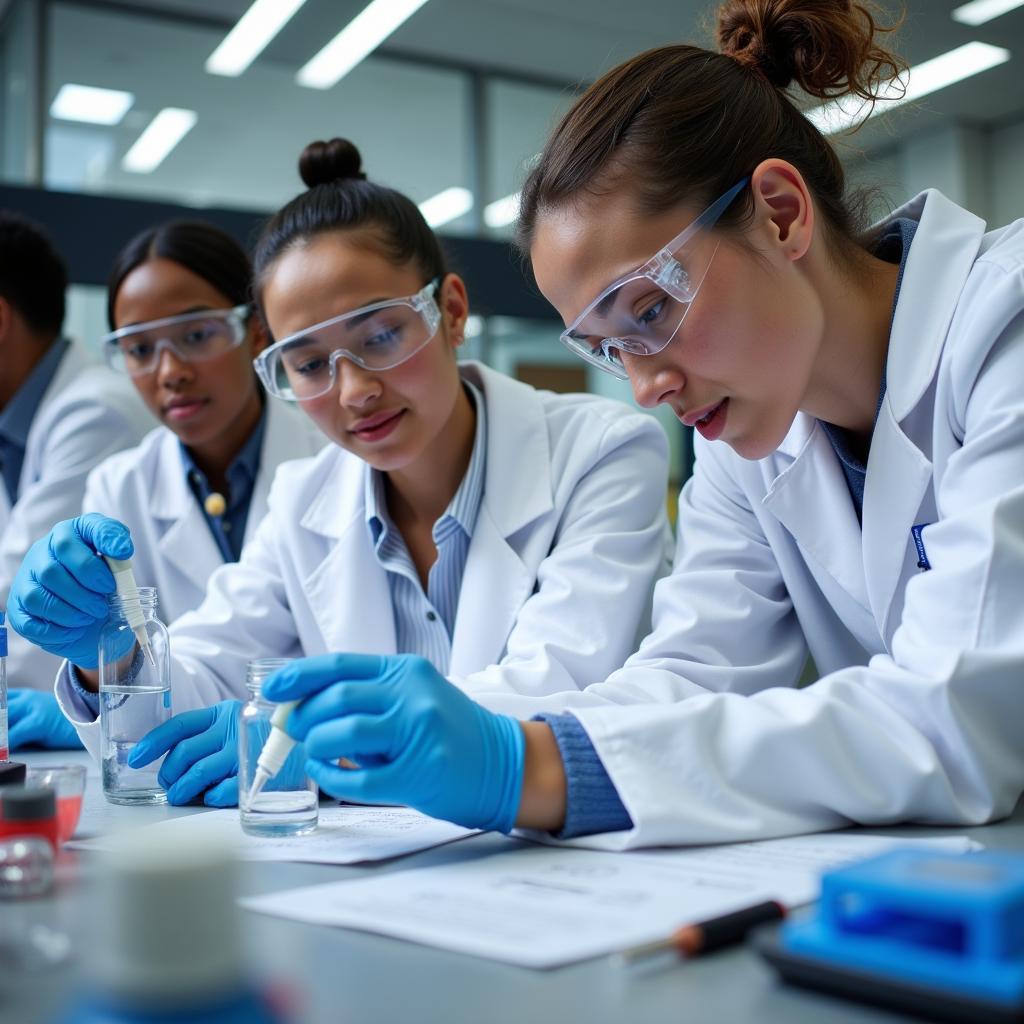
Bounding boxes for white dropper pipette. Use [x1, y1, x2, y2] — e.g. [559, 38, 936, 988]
[103, 556, 157, 669]
[247, 700, 298, 805]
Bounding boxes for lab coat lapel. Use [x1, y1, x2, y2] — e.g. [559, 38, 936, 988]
[151, 434, 222, 593]
[861, 404, 931, 642]
[448, 363, 551, 675]
[449, 506, 533, 676]
[859, 189, 983, 641]
[300, 454, 397, 655]
[762, 422, 870, 612]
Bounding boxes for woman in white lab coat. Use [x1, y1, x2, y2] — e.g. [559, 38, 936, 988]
[59, 0, 1019, 844]
[9, 139, 669, 802]
[7, 221, 323, 750]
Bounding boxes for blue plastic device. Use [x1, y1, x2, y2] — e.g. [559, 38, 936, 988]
[759, 848, 1024, 1022]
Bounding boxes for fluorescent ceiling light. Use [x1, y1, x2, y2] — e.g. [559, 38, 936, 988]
[122, 108, 197, 173]
[297, 0, 431, 89]
[206, 0, 308, 77]
[484, 192, 520, 229]
[50, 84, 134, 125]
[419, 187, 473, 228]
[807, 42, 1010, 134]
[952, 0, 1024, 25]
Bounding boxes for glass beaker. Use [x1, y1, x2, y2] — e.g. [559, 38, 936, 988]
[238, 659, 317, 837]
[99, 589, 171, 805]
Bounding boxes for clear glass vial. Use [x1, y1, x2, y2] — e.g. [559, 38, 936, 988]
[99, 589, 171, 805]
[238, 659, 317, 837]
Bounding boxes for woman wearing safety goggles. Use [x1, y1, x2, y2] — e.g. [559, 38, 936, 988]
[4, 221, 324, 755]
[12, 137, 670, 799]
[74, 0, 1016, 847]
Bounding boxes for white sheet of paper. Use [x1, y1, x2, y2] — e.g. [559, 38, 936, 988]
[241, 832, 977, 967]
[70, 805, 478, 865]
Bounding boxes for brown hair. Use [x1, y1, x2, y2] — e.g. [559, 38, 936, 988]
[517, 0, 905, 262]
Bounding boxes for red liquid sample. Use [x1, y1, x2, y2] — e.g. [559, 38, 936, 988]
[57, 793, 83, 843]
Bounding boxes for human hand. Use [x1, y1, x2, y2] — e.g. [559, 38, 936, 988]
[7, 690, 84, 751]
[128, 700, 242, 806]
[7, 514, 133, 670]
[262, 653, 525, 832]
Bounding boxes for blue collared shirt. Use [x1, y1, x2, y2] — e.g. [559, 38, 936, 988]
[365, 380, 486, 674]
[180, 404, 266, 563]
[0, 338, 69, 504]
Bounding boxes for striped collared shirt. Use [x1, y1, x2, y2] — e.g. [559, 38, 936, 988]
[365, 380, 486, 673]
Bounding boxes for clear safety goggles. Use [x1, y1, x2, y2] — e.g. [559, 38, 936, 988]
[560, 178, 749, 380]
[254, 280, 442, 401]
[101, 305, 251, 377]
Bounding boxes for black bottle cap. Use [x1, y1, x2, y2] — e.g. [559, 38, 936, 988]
[0, 761, 28, 787]
[1, 786, 57, 821]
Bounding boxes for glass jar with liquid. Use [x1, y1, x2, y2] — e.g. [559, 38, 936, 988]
[99, 589, 170, 805]
[238, 659, 317, 837]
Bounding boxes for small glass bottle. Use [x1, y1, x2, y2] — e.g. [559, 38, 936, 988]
[99, 589, 171, 805]
[238, 659, 317, 837]
[0, 787, 60, 851]
[61, 831, 287, 1024]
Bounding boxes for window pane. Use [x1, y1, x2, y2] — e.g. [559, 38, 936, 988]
[45, 3, 470, 216]
[483, 80, 577, 239]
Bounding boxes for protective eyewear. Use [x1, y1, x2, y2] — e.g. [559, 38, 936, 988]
[560, 177, 749, 380]
[254, 280, 441, 401]
[101, 306, 251, 377]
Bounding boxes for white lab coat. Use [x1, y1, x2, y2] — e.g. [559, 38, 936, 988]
[484, 190, 1024, 850]
[58, 362, 670, 757]
[1, 343, 153, 689]
[81, 398, 327, 623]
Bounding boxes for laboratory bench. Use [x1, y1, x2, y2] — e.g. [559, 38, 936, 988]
[4, 749, 1023, 1024]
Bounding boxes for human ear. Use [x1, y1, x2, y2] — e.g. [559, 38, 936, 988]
[247, 313, 270, 358]
[439, 273, 470, 349]
[749, 159, 814, 262]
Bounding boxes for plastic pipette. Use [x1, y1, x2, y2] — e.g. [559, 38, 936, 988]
[247, 701, 298, 805]
[103, 556, 157, 669]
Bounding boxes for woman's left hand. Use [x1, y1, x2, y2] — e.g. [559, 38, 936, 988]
[262, 653, 526, 832]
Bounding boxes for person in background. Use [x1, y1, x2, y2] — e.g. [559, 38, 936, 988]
[9, 139, 670, 808]
[6, 221, 325, 752]
[1, 210, 151, 745]
[23, 0, 1016, 847]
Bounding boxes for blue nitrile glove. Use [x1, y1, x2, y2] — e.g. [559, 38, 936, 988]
[129, 701, 243, 807]
[7, 514, 133, 670]
[262, 653, 526, 833]
[7, 690, 84, 751]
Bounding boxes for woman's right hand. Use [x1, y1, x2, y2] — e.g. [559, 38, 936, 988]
[6, 513, 134, 670]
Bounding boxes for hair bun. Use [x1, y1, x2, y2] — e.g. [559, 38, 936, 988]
[716, 0, 905, 102]
[298, 138, 367, 188]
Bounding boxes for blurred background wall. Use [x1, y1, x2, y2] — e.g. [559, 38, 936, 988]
[3, 0, 1023, 497]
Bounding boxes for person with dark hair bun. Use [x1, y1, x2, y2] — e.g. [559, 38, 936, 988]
[90, 1, 1017, 844]
[6, 220, 324, 753]
[11, 139, 670, 807]
[1, 210, 152, 722]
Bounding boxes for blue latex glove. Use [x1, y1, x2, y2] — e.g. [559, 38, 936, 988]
[7, 514, 134, 670]
[128, 701, 243, 807]
[7, 690, 84, 751]
[262, 653, 526, 833]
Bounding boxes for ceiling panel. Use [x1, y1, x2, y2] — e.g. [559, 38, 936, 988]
[35, 0, 1024, 215]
